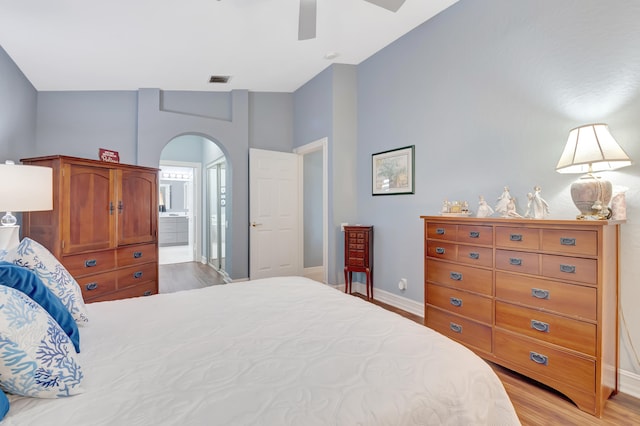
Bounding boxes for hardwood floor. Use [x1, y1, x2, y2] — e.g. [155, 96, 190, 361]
[158, 261, 226, 293]
[354, 293, 640, 426]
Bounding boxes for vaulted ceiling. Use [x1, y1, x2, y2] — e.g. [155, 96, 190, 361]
[0, 0, 457, 92]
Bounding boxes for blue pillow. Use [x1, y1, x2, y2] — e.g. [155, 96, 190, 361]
[0, 391, 8, 421]
[0, 261, 80, 353]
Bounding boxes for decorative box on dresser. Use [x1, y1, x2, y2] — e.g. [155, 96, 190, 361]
[21, 155, 159, 303]
[343, 225, 374, 299]
[421, 216, 621, 417]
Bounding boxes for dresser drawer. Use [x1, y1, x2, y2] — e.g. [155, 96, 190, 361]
[457, 225, 493, 245]
[117, 263, 157, 289]
[426, 223, 457, 241]
[117, 243, 157, 267]
[426, 307, 492, 353]
[495, 272, 596, 321]
[496, 227, 540, 250]
[88, 280, 157, 303]
[542, 254, 597, 285]
[542, 229, 597, 256]
[427, 283, 492, 323]
[347, 230, 368, 241]
[496, 302, 596, 355]
[426, 259, 493, 296]
[494, 330, 595, 393]
[457, 245, 493, 267]
[63, 250, 116, 277]
[77, 271, 118, 301]
[426, 241, 457, 261]
[496, 250, 540, 275]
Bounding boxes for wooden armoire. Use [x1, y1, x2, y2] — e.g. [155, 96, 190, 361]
[21, 155, 159, 303]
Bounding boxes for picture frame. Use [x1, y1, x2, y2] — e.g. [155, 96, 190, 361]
[372, 145, 415, 195]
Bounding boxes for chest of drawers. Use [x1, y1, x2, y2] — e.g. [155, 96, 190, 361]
[421, 216, 621, 417]
[343, 225, 373, 299]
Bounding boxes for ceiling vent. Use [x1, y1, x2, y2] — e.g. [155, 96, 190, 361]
[209, 75, 231, 84]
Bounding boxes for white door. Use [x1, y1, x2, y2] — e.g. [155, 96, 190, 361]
[249, 148, 300, 279]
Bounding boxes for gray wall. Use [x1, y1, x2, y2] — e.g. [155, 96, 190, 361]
[353, 0, 640, 375]
[303, 150, 323, 267]
[293, 64, 358, 283]
[0, 46, 37, 162]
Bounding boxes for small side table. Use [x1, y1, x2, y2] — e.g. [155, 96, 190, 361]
[343, 225, 373, 299]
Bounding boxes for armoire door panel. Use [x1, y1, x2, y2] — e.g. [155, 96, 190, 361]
[62, 164, 116, 254]
[117, 169, 158, 245]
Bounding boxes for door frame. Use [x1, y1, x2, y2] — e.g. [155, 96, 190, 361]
[294, 137, 329, 284]
[158, 160, 201, 262]
[205, 157, 227, 272]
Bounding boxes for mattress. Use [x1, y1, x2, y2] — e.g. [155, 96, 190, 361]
[4, 276, 520, 425]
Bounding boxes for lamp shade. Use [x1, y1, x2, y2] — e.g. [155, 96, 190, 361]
[0, 163, 53, 212]
[556, 123, 632, 174]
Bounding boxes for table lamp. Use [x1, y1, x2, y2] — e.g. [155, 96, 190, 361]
[0, 160, 53, 249]
[555, 123, 632, 219]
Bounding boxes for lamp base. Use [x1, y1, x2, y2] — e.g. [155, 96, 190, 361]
[570, 174, 612, 219]
[1, 212, 17, 226]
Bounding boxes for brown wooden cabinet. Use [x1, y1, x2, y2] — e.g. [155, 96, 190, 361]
[421, 216, 620, 417]
[21, 155, 159, 303]
[343, 225, 373, 299]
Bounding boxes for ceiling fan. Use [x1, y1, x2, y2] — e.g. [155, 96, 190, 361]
[298, 0, 407, 40]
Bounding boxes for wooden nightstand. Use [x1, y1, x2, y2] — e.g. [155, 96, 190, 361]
[343, 225, 373, 299]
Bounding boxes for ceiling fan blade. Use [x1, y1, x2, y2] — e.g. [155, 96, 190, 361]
[298, 0, 317, 40]
[363, 0, 406, 12]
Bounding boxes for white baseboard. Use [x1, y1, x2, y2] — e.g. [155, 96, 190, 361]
[620, 369, 640, 399]
[337, 280, 424, 318]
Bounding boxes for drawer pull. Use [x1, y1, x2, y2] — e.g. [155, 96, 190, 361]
[449, 322, 462, 333]
[510, 234, 523, 241]
[449, 297, 463, 307]
[531, 320, 550, 333]
[133, 251, 143, 258]
[436, 228, 445, 235]
[133, 271, 144, 279]
[531, 288, 550, 300]
[469, 252, 480, 260]
[435, 247, 445, 254]
[85, 282, 98, 291]
[529, 351, 549, 366]
[449, 272, 463, 281]
[469, 231, 480, 238]
[560, 237, 576, 246]
[143, 290, 153, 296]
[509, 257, 522, 266]
[560, 264, 576, 274]
[85, 259, 97, 268]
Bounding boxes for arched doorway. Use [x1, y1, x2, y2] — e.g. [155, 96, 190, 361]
[158, 134, 229, 291]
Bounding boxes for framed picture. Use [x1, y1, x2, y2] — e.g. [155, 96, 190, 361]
[372, 145, 415, 195]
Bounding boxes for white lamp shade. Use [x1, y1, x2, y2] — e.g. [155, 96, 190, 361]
[0, 163, 53, 212]
[556, 123, 632, 174]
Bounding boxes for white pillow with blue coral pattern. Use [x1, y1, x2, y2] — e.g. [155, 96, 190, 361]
[1, 238, 89, 326]
[0, 286, 84, 398]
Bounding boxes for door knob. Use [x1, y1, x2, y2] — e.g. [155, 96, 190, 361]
[250, 222, 262, 227]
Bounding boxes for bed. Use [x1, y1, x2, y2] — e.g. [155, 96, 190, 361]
[2, 276, 520, 425]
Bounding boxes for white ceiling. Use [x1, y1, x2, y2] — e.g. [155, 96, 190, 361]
[0, 0, 457, 92]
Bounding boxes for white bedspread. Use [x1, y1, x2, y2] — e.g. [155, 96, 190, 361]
[4, 277, 520, 425]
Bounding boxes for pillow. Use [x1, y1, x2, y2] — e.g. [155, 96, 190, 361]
[0, 391, 8, 421]
[0, 286, 83, 398]
[0, 262, 80, 353]
[1, 238, 89, 326]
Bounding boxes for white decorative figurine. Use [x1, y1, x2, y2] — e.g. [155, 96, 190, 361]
[506, 197, 523, 218]
[495, 186, 512, 217]
[476, 195, 494, 218]
[531, 185, 549, 219]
